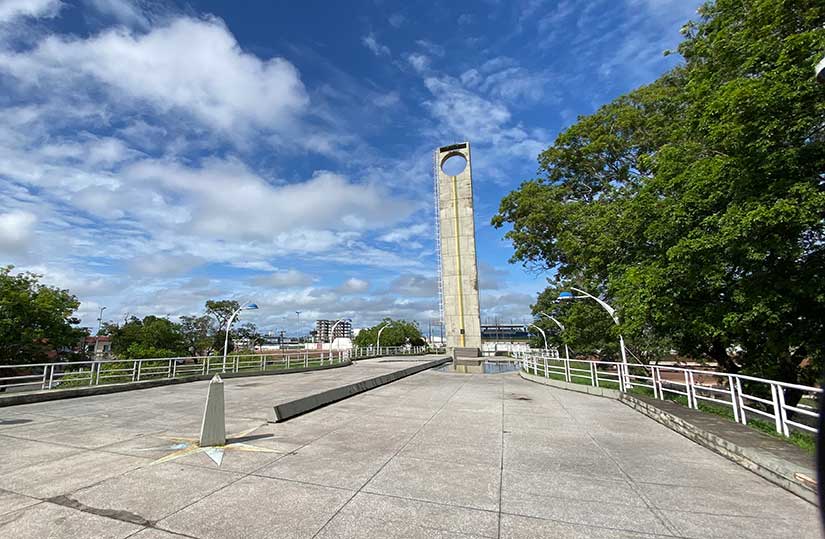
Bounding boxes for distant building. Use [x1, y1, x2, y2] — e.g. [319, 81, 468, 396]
[84, 336, 112, 359]
[314, 319, 353, 343]
[481, 324, 529, 342]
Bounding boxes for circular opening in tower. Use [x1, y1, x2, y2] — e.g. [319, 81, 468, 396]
[441, 153, 467, 176]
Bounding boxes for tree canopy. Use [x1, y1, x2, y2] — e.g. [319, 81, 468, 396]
[0, 266, 86, 365]
[353, 319, 427, 348]
[493, 0, 825, 386]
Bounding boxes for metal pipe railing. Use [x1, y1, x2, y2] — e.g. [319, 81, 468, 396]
[519, 352, 821, 439]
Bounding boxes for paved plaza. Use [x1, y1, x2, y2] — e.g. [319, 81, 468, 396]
[0, 357, 818, 538]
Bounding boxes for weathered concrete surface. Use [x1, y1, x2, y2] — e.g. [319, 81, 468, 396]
[0, 363, 818, 538]
[271, 356, 450, 421]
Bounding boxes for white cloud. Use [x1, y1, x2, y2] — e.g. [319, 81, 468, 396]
[0, 210, 36, 252]
[406, 53, 429, 73]
[379, 223, 428, 244]
[339, 277, 369, 293]
[129, 253, 204, 276]
[86, 0, 148, 28]
[388, 13, 405, 28]
[0, 0, 60, 23]
[1, 17, 308, 135]
[254, 269, 314, 288]
[362, 33, 390, 57]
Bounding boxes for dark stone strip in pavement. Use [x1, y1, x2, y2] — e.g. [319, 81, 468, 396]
[0, 360, 352, 408]
[270, 357, 451, 422]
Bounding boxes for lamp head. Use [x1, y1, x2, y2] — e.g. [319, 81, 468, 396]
[246, 303, 259, 310]
[558, 291, 574, 301]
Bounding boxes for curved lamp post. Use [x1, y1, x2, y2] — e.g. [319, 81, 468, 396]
[527, 323, 548, 353]
[376, 322, 393, 353]
[329, 318, 352, 361]
[558, 287, 628, 380]
[222, 302, 258, 372]
[538, 312, 570, 362]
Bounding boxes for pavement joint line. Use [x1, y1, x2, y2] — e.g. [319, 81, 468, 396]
[542, 383, 683, 537]
[310, 375, 471, 538]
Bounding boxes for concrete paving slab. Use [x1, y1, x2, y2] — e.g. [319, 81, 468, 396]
[0, 501, 142, 539]
[71, 462, 242, 522]
[499, 513, 664, 539]
[0, 489, 40, 516]
[0, 434, 81, 474]
[660, 509, 820, 539]
[159, 475, 352, 539]
[316, 492, 498, 538]
[365, 456, 500, 512]
[0, 449, 148, 499]
[255, 442, 394, 490]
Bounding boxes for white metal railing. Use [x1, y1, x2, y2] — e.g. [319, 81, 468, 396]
[0, 350, 347, 394]
[520, 353, 820, 438]
[0, 345, 443, 395]
[346, 345, 433, 359]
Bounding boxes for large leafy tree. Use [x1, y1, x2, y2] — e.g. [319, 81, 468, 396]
[493, 0, 825, 388]
[106, 315, 186, 359]
[0, 266, 86, 365]
[354, 319, 426, 348]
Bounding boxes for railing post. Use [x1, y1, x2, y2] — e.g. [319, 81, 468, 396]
[769, 384, 783, 434]
[564, 358, 571, 383]
[775, 385, 790, 437]
[132, 360, 138, 382]
[88, 362, 96, 385]
[683, 371, 692, 408]
[591, 362, 599, 388]
[47, 364, 55, 390]
[172, 359, 177, 379]
[260, 355, 265, 371]
[727, 374, 739, 423]
[234, 355, 239, 373]
[735, 377, 747, 425]
[95, 362, 102, 385]
[41, 366, 48, 390]
[167, 359, 172, 379]
[543, 357, 548, 378]
[687, 371, 698, 409]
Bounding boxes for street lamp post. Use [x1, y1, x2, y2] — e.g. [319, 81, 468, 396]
[97, 306, 107, 335]
[222, 302, 258, 373]
[527, 323, 548, 353]
[538, 312, 570, 363]
[328, 318, 351, 362]
[376, 322, 393, 354]
[558, 287, 629, 384]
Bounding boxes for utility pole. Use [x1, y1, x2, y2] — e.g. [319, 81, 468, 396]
[295, 311, 301, 342]
[97, 306, 107, 335]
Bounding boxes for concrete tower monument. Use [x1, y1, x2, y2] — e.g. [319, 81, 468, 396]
[435, 142, 482, 369]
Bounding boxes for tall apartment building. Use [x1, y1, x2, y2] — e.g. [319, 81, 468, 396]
[314, 319, 353, 342]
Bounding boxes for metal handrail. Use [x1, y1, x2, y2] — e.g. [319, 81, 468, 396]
[519, 353, 820, 438]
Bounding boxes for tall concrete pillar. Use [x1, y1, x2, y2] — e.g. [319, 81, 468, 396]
[436, 142, 482, 361]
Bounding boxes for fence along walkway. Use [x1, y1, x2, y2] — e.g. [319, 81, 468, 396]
[519, 352, 820, 439]
[0, 346, 432, 394]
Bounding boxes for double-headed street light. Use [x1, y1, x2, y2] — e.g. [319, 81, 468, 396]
[527, 323, 548, 353]
[538, 312, 570, 362]
[558, 287, 629, 380]
[222, 302, 258, 372]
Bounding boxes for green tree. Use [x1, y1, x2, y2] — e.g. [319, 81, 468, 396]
[0, 265, 86, 365]
[205, 299, 241, 352]
[354, 319, 426, 348]
[107, 315, 185, 359]
[179, 314, 215, 356]
[493, 0, 825, 391]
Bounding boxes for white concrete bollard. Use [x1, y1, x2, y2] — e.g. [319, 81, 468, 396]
[199, 374, 226, 447]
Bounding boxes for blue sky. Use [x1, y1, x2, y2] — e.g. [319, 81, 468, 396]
[0, 0, 702, 335]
